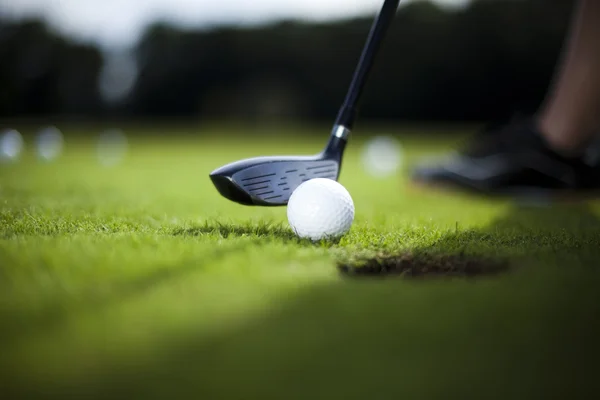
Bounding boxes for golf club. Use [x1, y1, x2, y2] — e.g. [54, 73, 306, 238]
[210, 0, 401, 206]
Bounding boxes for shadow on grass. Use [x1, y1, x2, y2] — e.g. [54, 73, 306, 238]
[434, 202, 600, 259]
[0, 239, 260, 344]
[1, 222, 336, 344]
[5, 203, 600, 399]
[42, 204, 600, 400]
[338, 203, 600, 278]
[173, 221, 298, 240]
[172, 221, 340, 245]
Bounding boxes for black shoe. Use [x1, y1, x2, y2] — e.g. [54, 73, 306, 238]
[411, 119, 600, 198]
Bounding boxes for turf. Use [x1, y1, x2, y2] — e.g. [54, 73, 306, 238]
[1, 125, 599, 399]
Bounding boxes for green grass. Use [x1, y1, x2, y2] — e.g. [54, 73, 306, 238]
[1, 125, 600, 399]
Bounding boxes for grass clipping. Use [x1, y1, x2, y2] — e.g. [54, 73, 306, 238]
[338, 252, 510, 279]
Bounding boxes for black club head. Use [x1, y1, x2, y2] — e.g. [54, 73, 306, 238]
[209, 154, 341, 206]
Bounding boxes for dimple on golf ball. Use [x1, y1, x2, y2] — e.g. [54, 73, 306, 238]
[287, 178, 354, 241]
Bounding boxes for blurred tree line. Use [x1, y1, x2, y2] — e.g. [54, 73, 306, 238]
[0, 0, 575, 124]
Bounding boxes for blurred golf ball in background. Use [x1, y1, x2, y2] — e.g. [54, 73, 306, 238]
[361, 135, 402, 177]
[0, 129, 24, 162]
[97, 129, 128, 167]
[36, 126, 64, 161]
[287, 178, 354, 241]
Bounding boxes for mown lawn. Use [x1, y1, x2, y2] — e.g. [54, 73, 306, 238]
[1, 124, 599, 399]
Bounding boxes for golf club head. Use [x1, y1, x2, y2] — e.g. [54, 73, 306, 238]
[210, 128, 348, 206]
[210, 153, 341, 206]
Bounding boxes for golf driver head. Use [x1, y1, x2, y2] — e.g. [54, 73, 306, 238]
[210, 130, 348, 206]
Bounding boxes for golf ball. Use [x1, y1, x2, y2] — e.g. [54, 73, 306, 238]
[0, 129, 24, 162]
[361, 135, 402, 177]
[36, 126, 64, 161]
[287, 178, 354, 241]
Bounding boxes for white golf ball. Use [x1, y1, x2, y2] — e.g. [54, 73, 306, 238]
[0, 129, 24, 162]
[36, 126, 64, 161]
[287, 178, 354, 241]
[361, 135, 402, 177]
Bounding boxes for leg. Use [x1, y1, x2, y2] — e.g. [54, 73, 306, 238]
[538, 0, 600, 154]
[411, 0, 600, 197]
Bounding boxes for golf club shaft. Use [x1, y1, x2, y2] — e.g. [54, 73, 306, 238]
[334, 0, 400, 131]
